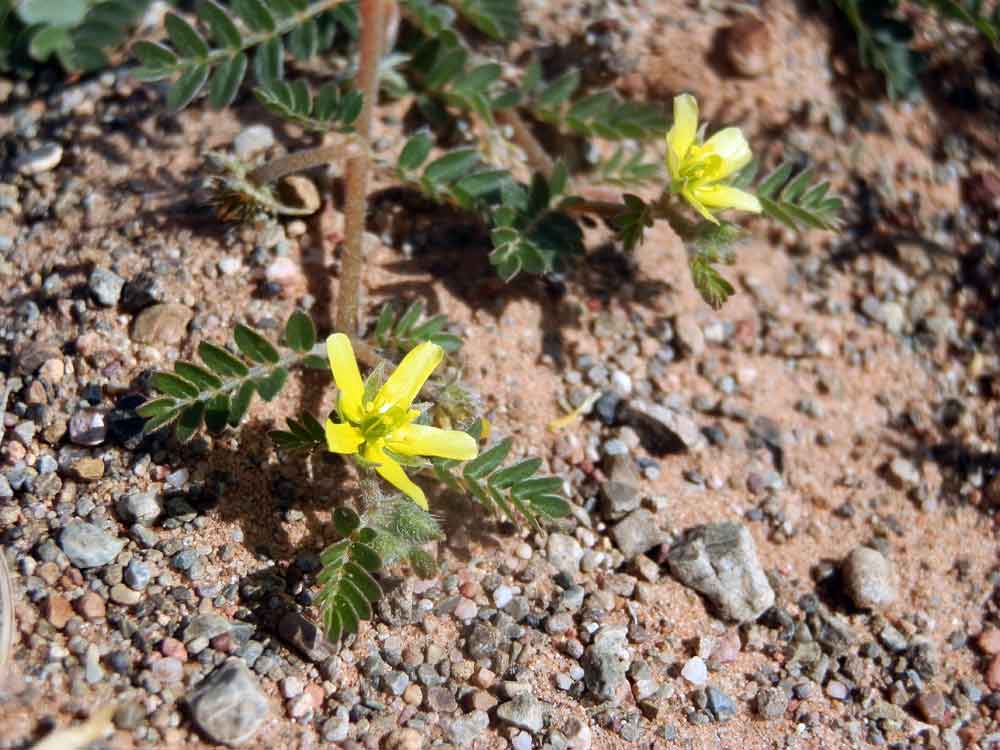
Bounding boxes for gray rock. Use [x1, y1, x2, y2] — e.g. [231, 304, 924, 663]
[496, 692, 545, 733]
[888, 456, 920, 489]
[84, 643, 104, 683]
[667, 522, 774, 623]
[117, 491, 161, 526]
[600, 455, 641, 520]
[622, 400, 705, 453]
[60, 522, 125, 569]
[673, 314, 705, 356]
[383, 670, 410, 696]
[131, 303, 193, 345]
[842, 546, 896, 610]
[234, 125, 274, 158]
[447, 710, 489, 745]
[582, 625, 630, 702]
[88, 268, 124, 307]
[756, 686, 789, 719]
[187, 658, 269, 746]
[69, 408, 107, 446]
[610, 509, 665, 559]
[278, 611, 334, 663]
[184, 613, 232, 643]
[16, 143, 62, 175]
[706, 687, 736, 721]
[547, 533, 583, 576]
[124, 559, 151, 590]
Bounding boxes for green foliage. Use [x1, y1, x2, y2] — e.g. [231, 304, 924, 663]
[686, 223, 742, 310]
[3, 0, 149, 74]
[591, 146, 664, 189]
[132, 0, 355, 112]
[398, 135, 584, 281]
[270, 412, 327, 451]
[752, 161, 844, 232]
[314, 487, 449, 641]
[137, 310, 320, 441]
[519, 62, 666, 141]
[451, 0, 520, 40]
[314, 507, 384, 642]
[373, 300, 463, 356]
[828, 0, 923, 99]
[919, 0, 998, 45]
[401, 0, 662, 140]
[612, 193, 655, 253]
[829, 0, 998, 99]
[360, 490, 444, 573]
[255, 79, 363, 132]
[432, 422, 571, 532]
[397, 132, 513, 208]
[489, 170, 585, 281]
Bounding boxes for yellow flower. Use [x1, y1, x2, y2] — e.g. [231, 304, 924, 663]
[666, 93, 762, 224]
[324, 333, 478, 509]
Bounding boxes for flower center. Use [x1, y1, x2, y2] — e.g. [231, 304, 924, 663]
[358, 403, 411, 442]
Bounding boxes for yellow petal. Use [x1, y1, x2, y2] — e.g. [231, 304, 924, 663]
[387, 423, 478, 460]
[702, 127, 752, 176]
[376, 341, 443, 411]
[682, 187, 719, 224]
[364, 443, 428, 509]
[327, 333, 364, 423]
[666, 93, 698, 178]
[325, 420, 363, 453]
[691, 184, 762, 213]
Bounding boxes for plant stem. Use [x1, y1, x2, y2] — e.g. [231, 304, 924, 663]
[496, 109, 554, 178]
[563, 198, 625, 220]
[335, 0, 385, 337]
[247, 141, 355, 187]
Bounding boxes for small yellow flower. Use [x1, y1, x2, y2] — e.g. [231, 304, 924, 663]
[666, 93, 762, 224]
[324, 333, 478, 509]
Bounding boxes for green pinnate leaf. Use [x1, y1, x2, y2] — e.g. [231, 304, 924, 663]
[166, 64, 209, 112]
[339, 577, 373, 620]
[228, 382, 255, 426]
[333, 507, 360, 537]
[463, 437, 512, 480]
[173, 361, 222, 390]
[174, 401, 206, 443]
[231, 0, 275, 32]
[284, 310, 316, 353]
[197, 0, 241, 48]
[204, 393, 230, 433]
[255, 367, 288, 401]
[150, 372, 200, 399]
[398, 132, 433, 175]
[199, 342, 249, 377]
[254, 36, 283, 86]
[234, 324, 280, 364]
[344, 560, 381, 602]
[132, 39, 178, 70]
[136, 397, 178, 419]
[208, 53, 247, 109]
[451, 0, 520, 40]
[349, 542, 382, 572]
[165, 12, 208, 59]
[489, 457, 543, 489]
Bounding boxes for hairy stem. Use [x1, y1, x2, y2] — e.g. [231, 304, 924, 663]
[247, 141, 353, 186]
[496, 109, 555, 178]
[336, 0, 385, 336]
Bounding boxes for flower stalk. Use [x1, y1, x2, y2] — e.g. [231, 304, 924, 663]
[336, 0, 386, 337]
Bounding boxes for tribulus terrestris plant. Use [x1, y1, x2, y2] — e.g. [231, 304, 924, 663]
[125, 0, 847, 641]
